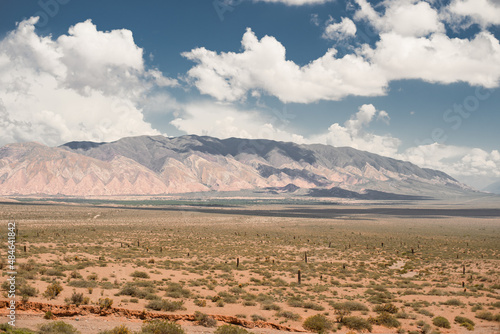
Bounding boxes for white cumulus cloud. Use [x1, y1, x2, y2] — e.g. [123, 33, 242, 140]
[184, 0, 500, 104]
[445, 0, 500, 29]
[368, 31, 500, 87]
[354, 0, 445, 37]
[398, 144, 500, 180]
[0, 17, 177, 147]
[183, 28, 386, 103]
[172, 103, 400, 159]
[171, 101, 306, 143]
[310, 104, 400, 157]
[323, 17, 357, 40]
[254, 0, 333, 5]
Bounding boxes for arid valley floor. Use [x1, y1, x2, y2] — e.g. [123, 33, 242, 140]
[1, 198, 499, 334]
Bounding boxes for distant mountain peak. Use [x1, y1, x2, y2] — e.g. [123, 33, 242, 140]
[63, 140, 108, 151]
[484, 180, 500, 194]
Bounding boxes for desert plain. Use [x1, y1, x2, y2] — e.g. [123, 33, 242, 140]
[0, 197, 499, 334]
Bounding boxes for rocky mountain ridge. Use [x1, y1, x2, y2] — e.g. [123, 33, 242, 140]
[0, 135, 470, 197]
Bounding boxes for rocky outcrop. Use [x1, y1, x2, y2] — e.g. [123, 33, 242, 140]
[0, 300, 305, 332]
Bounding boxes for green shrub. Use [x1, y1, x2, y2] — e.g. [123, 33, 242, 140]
[471, 304, 483, 312]
[67, 280, 97, 288]
[145, 293, 160, 301]
[214, 325, 249, 334]
[427, 288, 446, 296]
[454, 316, 474, 327]
[303, 314, 333, 333]
[334, 307, 351, 323]
[38, 321, 80, 334]
[130, 280, 155, 288]
[165, 283, 190, 299]
[330, 301, 368, 312]
[303, 301, 325, 311]
[373, 303, 398, 314]
[0, 322, 36, 333]
[44, 311, 54, 320]
[194, 299, 206, 307]
[420, 324, 432, 334]
[194, 311, 217, 327]
[261, 303, 281, 311]
[98, 325, 133, 334]
[287, 296, 303, 307]
[475, 311, 494, 321]
[19, 284, 38, 297]
[417, 309, 434, 317]
[242, 300, 256, 306]
[44, 269, 65, 277]
[453, 316, 475, 331]
[342, 316, 372, 332]
[119, 284, 140, 297]
[118, 283, 155, 299]
[256, 293, 274, 304]
[1, 281, 10, 293]
[145, 299, 184, 312]
[365, 288, 393, 304]
[460, 322, 474, 331]
[442, 298, 463, 306]
[219, 292, 238, 304]
[65, 291, 84, 306]
[87, 273, 98, 281]
[0, 323, 13, 331]
[141, 320, 185, 334]
[276, 311, 300, 321]
[395, 312, 410, 319]
[0, 322, 35, 333]
[131, 271, 150, 279]
[98, 298, 113, 310]
[229, 286, 245, 294]
[146, 299, 164, 311]
[250, 314, 266, 322]
[369, 313, 400, 328]
[432, 316, 451, 329]
[69, 271, 82, 279]
[43, 282, 63, 299]
[476, 311, 500, 322]
[162, 300, 185, 312]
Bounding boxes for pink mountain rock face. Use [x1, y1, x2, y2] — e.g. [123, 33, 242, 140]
[0, 135, 471, 197]
[0, 143, 167, 196]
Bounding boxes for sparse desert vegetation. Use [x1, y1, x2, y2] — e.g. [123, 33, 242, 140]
[0, 200, 499, 334]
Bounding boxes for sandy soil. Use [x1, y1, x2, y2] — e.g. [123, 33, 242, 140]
[2, 311, 499, 334]
[1, 201, 499, 333]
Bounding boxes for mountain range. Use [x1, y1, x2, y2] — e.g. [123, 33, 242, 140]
[484, 181, 500, 195]
[0, 135, 473, 198]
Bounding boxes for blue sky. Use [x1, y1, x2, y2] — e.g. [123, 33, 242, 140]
[0, 0, 499, 189]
